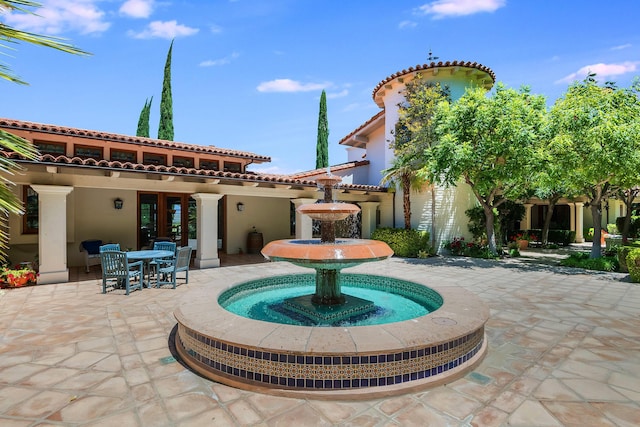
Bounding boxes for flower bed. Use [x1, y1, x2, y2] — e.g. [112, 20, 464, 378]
[0, 266, 38, 288]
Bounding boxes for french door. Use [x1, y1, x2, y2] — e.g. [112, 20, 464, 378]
[138, 192, 196, 249]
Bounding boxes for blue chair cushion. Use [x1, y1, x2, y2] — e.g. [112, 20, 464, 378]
[82, 240, 103, 255]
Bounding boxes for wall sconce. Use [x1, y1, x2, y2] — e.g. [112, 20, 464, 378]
[114, 198, 124, 210]
[236, 202, 244, 212]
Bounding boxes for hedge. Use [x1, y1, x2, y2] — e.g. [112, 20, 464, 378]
[508, 229, 576, 246]
[371, 228, 430, 258]
[626, 248, 640, 282]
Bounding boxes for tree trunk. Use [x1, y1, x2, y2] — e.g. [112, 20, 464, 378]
[402, 174, 411, 230]
[620, 189, 638, 243]
[483, 204, 498, 255]
[430, 185, 436, 250]
[541, 195, 561, 245]
[590, 203, 603, 258]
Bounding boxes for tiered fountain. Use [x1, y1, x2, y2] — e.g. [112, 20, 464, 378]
[174, 174, 488, 398]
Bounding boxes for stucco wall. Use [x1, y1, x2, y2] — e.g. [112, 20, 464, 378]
[224, 196, 291, 255]
[394, 182, 477, 251]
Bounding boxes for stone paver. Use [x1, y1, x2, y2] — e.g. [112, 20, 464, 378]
[1, 254, 639, 426]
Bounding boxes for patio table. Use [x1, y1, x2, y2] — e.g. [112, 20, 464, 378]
[127, 250, 174, 288]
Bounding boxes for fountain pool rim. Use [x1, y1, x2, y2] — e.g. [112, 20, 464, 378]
[174, 269, 489, 399]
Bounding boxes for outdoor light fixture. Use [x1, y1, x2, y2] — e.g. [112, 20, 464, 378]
[236, 202, 244, 212]
[114, 198, 124, 210]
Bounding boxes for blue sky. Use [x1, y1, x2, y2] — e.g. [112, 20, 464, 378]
[2, 0, 639, 175]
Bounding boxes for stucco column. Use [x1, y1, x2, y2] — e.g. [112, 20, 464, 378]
[292, 198, 316, 239]
[569, 203, 576, 235]
[574, 202, 585, 243]
[31, 185, 74, 284]
[359, 202, 379, 239]
[192, 193, 223, 268]
[522, 204, 533, 230]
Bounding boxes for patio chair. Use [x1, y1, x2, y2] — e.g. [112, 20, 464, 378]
[150, 241, 177, 280]
[156, 246, 192, 289]
[100, 251, 144, 295]
[80, 239, 102, 273]
[99, 243, 121, 253]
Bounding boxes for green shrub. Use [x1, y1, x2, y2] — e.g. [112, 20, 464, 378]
[371, 228, 430, 258]
[626, 248, 640, 282]
[560, 252, 619, 272]
[585, 228, 594, 242]
[508, 229, 575, 246]
[442, 237, 498, 259]
[616, 216, 640, 238]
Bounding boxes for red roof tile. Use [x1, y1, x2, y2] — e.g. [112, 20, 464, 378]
[0, 118, 271, 162]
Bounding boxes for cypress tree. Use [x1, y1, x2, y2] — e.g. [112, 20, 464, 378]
[136, 97, 152, 137]
[158, 40, 174, 141]
[316, 89, 329, 169]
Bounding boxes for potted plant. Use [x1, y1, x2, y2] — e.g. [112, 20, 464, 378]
[0, 265, 38, 288]
[511, 231, 536, 250]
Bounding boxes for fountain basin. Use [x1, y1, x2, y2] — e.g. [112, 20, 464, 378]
[174, 271, 489, 399]
[262, 238, 394, 270]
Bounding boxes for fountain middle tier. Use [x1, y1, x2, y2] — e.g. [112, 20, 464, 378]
[261, 238, 394, 270]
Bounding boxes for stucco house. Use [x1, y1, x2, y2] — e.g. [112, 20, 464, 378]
[0, 59, 622, 284]
[0, 119, 392, 284]
[323, 60, 622, 246]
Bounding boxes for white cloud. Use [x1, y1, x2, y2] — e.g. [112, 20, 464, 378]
[3, 0, 110, 35]
[257, 79, 330, 93]
[210, 24, 223, 34]
[556, 61, 639, 84]
[120, 0, 154, 18]
[200, 52, 240, 67]
[611, 43, 632, 51]
[399, 20, 417, 29]
[128, 20, 199, 39]
[417, 0, 505, 18]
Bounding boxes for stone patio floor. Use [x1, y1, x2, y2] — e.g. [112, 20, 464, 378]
[1, 253, 639, 426]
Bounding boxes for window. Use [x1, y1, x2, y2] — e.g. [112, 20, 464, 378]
[143, 153, 167, 166]
[23, 186, 38, 234]
[223, 161, 241, 173]
[111, 149, 136, 163]
[35, 141, 65, 156]
[173, 156, 194, 168]
[74, 145, 103, 160]
[200, 159, 219, 171]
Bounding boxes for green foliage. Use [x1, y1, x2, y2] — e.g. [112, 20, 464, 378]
[548, 75, 640, 258]
[371, 228, 430, 258]
[626, 248, 640, 282]
[466, 200, 525, 244]
[0, 0, 90, 85]
[428, 84, 547, 255]
[616, 216, 640, 238]
[158, 40, 174, 141]
[511, 229, 575, 246]
[316, 90, 329, 169]
[560, 252, 619, 272]
[442, 237, 497, 259]
[136, 97, 152, 137]
[465, 206, 487, 241]
[585, 227, 594, 242]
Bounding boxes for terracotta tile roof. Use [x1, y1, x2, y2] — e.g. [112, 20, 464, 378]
[372, 60, 496, 100]
[289, 161, 370, 179]
[338, 110, 384, 146]
[1, 146, 388, 193]
[0, 118, 271, 162]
